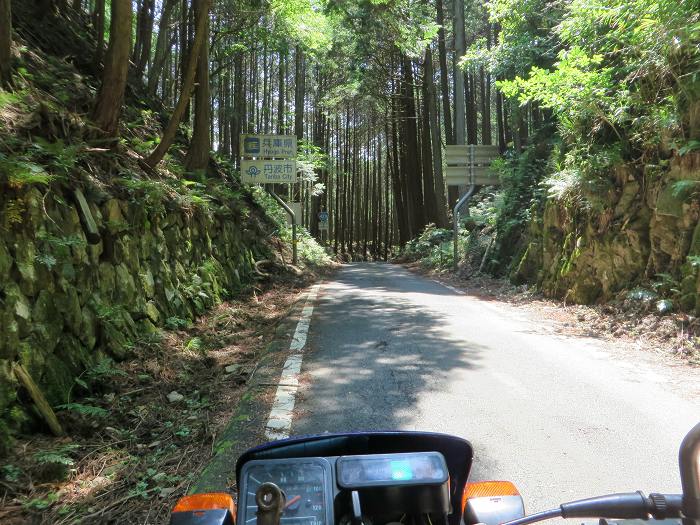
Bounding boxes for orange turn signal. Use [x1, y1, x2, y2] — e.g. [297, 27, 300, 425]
[462, 481, 520, 510]
[172, 492, 236, 515]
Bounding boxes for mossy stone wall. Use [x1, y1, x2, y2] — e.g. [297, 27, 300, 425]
[0, 184, 270, 445]
[512, 153, 700, 306]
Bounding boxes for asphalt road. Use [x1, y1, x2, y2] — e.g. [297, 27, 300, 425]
[290, 263, 700, 516]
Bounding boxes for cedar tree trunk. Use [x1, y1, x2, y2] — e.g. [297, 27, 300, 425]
[92, 0, 132, 135]
[147, 0, 210, 168]
[0, 0, 12, 89]
[184, 0, 211, 172]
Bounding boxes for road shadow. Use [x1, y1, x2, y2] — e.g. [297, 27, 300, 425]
[292, 263, 486, 435]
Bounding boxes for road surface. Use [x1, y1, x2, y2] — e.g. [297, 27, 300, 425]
[290, 263, 700, 515]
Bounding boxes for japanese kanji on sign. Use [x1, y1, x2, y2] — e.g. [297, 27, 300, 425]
[240, 159, 298, 184]
[240, 134, 297, 159]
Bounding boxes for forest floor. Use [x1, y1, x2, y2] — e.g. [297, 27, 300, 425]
[405, 263, 700, 368]
[0, 266, 334, 525]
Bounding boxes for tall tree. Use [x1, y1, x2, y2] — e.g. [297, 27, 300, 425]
[453, 0, 466, 145]
[147, 0, 178, 96]
[400, 55, 426, 236]
[146, 0, 210, 168]
[425, 47, 448, 227]
[420, 55, 439, 227]
[92, 0, 132, 135]
[0, 0, 12, 89]
[231, 50, 244, 167]
[294, 46, 305, 140]
[435, 0, 452, 144]
[184, 0, 211, 172]
[93, 0, 105, 68]
[133, 0, 156, 78]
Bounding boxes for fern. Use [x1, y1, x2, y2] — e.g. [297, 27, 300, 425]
[679, 140, 700, 156]
[185, 337, 204, 352]
[0, 155, 55, 187]
[55, 403, 109, 418]
[35, 253, 57, 269]
[84, 358, 127, 381]
[33, 444, 80, 466]
[671, 180, 700, 199]
[3, 199, 26, 228]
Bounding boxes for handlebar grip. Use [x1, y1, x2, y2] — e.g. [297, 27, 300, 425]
[561, 492, 648, 519]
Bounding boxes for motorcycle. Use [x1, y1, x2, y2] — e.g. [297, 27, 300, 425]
[168, 421, 700, 525]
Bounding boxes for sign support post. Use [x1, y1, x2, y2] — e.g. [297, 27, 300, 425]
[239, 133, 299, 266]
[453, 144, 475, 271]
[453, 185, 476, 271]
[267, 189, 297, 266]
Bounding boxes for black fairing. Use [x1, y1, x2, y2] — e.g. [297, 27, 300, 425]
[170, 509, 234, 525]
[235, 431, 473, 525]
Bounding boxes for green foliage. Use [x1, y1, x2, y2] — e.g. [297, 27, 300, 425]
[496, 0, 700, 156]
[165, 316, 190, 330]
[2, 464, 22, 482]
[35, 232, 87, 270]
[271, 0, 332, 52]
[55, 403, 109, 418]
[251, 186, 288, 229]
[29, 138, 81, 177]
[499, 48, 624, 142]
[487, 0, 563, 77]
[484, 0, 700, 282]
[0, 90, 22, 110]
[672, 180, 700, 199]
[279, 226, 333, 266]
[679, 140, 700, 156]
[22, 492, 59, 511]
[115, 176, 169, 215]
[35, 253, 58, 270]
[401, 224, 456, 270]
[0, 154, 55, 188]
[297, 139, 328, 194]
[651, 272, 681, 297]
[0, 136, 85, 189]
[83, 357, 128, 383]
[184, 337, 204, 353]
[33, 444, 80, 467]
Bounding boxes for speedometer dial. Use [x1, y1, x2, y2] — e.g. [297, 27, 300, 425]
[239, 459, 333, 525]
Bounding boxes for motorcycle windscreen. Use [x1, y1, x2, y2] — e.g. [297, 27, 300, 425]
[235, 431, 473, 525]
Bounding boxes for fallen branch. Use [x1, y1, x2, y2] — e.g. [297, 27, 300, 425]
[12, 362, 64, 437]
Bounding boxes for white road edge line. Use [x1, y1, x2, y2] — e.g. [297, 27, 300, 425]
[430, 279, 465, 295]
[264, 284, 321, 440]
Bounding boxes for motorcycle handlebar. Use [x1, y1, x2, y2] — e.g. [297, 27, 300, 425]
[680, 421, 700, 523]
[502, 492, 683, 525]
[504, 421, 700, 525]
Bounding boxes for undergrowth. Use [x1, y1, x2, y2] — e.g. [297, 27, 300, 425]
[252, 186, 333, 268]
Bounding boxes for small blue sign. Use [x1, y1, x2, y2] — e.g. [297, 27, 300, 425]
[319, 211, 329, 222]
[244, 137, 260, 155]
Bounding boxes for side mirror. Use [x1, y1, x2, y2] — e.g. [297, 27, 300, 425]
[463, 481, 525, 525]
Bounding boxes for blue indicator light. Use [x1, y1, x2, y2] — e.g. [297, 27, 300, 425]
[390, 460, 413, 481]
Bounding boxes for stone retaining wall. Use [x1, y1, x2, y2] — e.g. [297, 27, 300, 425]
[512, 153, 700, 307]
[0, 183, 271, 442]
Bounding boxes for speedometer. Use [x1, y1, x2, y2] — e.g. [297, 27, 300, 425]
[238, 458, 333, 525]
